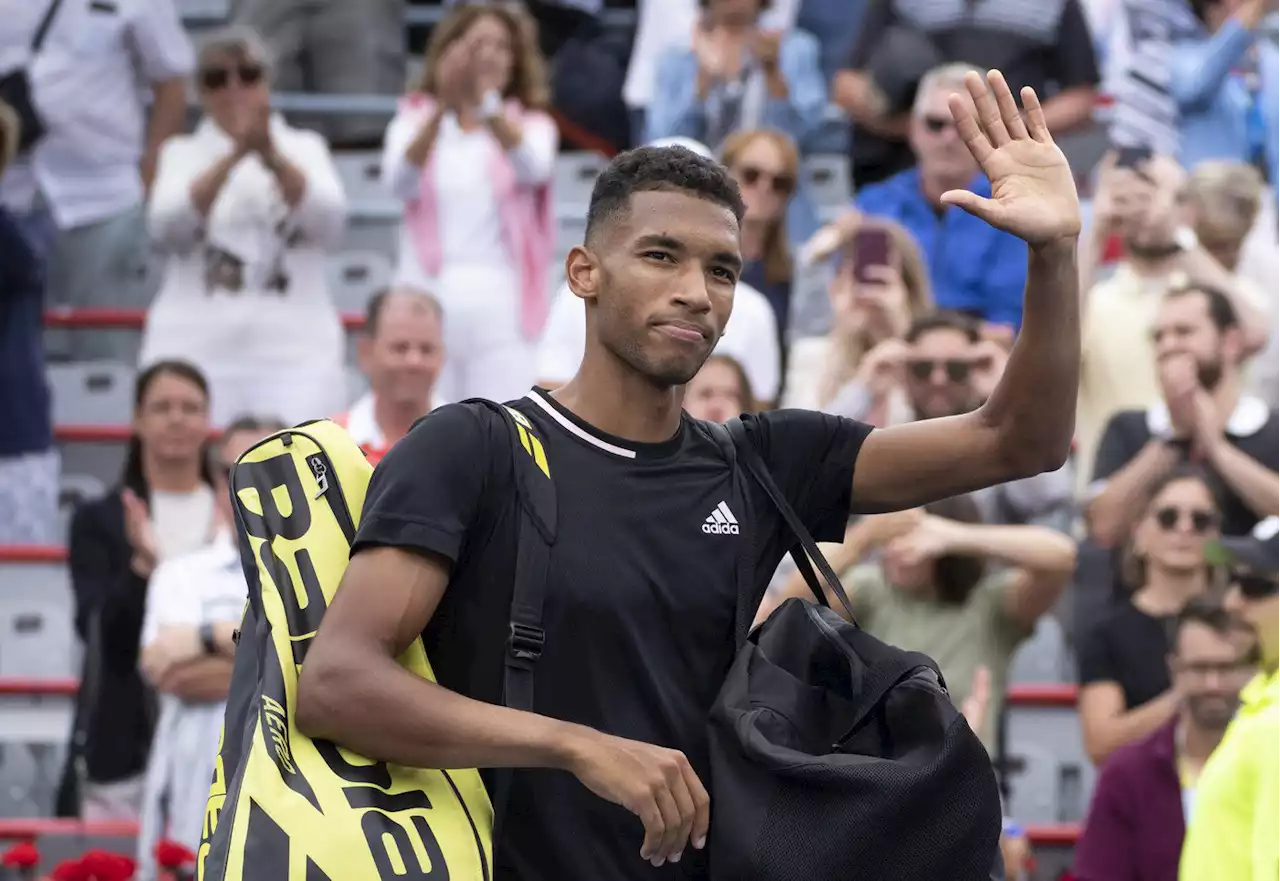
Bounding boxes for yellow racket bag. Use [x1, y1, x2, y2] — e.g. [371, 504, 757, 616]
[197, 417, 497, 881]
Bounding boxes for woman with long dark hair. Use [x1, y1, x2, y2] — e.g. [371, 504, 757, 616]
[61, 360, 216, 821]
[1077, 466, 1224, 765]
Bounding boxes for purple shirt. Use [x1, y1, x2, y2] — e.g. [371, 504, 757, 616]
[1073, 717, 1185, 881]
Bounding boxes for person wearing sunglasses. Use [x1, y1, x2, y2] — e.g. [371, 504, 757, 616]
[1179, 515, 1279, 881]
[808, 63, 1030, 345]
[135, 414, 283, 881]
[142, 26, 349, 428]
[1078, 467, 1226, 766]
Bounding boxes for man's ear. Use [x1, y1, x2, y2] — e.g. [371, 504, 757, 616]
[565, 245, 600, 302]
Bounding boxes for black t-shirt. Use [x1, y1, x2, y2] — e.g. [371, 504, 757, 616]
[1092, 405, 1280, 538]
[352, 389, 872, 881]
[1077, 602, 1173, 709]
[846, 0, 1099, 186]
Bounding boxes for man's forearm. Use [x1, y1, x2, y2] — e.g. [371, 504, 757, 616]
[296, 642, 587, 772]
[1087, 442, 1181, 546]
[948, 522, 1077, 574]
[980, 240, 1080, 472]
[1204, 440, 1280, 517]
[1038, 86, 1098, 133]
[160, 657, 233, 703]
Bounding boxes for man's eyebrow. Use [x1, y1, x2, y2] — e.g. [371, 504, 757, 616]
[634, 234, 684, 251]
[712, 250, 743, 274]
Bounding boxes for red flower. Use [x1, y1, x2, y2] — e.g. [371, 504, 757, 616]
[154, 839, 197, 869]
[2, 840, 40, 868]
[48, 859, 87, 881]
[77, 850, 135, 881]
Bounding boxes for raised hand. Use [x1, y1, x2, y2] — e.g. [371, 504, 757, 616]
[942, 70, 1081, 247]
[121, 488, 159, 578]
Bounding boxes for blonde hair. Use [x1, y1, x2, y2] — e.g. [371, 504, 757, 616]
[415, 4, 550, 110]
[817, 219, 935, 406]
[912, 62, 983, 117]
[196, 25, 275, 80]
[720, 127, 800, 286]
[1184, 160, 1264, 246]
[0, 100, 19, 179]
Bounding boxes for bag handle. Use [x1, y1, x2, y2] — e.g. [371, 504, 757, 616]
[31, 0, 66, 55]
[725, 417, 860, 626]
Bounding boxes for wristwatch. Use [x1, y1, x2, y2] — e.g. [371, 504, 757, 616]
[199, 622, 218, 655]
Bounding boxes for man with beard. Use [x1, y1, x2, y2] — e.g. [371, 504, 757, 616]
[1073, 596, 1256, 881]
[1074, 153, 1269, 491]
[1089, 283, 1279, 543]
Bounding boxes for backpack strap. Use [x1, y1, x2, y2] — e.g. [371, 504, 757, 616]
[460, 398, 558, 862]
[724, 417, 861, 625]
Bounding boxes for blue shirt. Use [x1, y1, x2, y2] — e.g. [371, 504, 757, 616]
[855, 169, 1028, 328]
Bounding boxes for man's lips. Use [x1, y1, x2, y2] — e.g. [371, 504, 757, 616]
[653, 321, 711, 342]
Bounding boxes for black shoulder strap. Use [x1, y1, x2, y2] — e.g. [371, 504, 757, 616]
[460, 398, 557, 861]
[31, 0, 66, 55]
[724, 417, 860, 625]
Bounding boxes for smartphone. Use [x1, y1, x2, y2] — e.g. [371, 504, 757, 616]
[1114, 145, 1153, 170]
[849, 228, 892, 283]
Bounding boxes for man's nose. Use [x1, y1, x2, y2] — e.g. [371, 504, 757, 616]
[670, 272, 714, 312]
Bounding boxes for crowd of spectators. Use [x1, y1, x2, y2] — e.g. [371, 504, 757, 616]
[0, 0, 1278, 878]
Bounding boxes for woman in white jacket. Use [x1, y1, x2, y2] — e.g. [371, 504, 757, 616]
[142, 27, 348, 427]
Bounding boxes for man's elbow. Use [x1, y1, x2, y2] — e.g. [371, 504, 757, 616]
[295, 644, 361, 740]
[1001, 436, 1073, 482]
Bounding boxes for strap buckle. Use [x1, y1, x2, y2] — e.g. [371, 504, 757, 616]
[507, 623, 545, 663]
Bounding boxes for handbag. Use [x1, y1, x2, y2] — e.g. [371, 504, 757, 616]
[705, 417, 1004, 881]
[0, 0, 67, 153]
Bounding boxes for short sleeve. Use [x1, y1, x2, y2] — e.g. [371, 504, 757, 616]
[1077, 617, 1118, 686]
[126, 0, 196, 82]
[1091, 410, 1146, 486]
[352, 404, 496, 565]
[845, 0, 897, 70]
[744, 409, 873, 543]
[1049, 0, 1101, 91]
[139, 557, 190, 649]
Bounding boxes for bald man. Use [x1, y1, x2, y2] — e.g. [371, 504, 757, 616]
[336, 287, 447, 463]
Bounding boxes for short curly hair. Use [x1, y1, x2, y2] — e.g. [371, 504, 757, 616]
[585, 146, 745, 245]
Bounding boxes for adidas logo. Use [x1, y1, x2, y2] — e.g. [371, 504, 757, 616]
[702, 501, 740, 535]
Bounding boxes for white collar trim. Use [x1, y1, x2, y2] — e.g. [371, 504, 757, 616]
[524, 391, 637, 459]
[1146, 395, 1270, 438]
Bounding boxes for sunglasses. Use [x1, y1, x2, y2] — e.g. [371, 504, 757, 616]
[1154, 506, 1219, 534]
[906, 357, 989, 383]
[1229, 567, 1279, 599]
[737, 165, 795, 196]
[200, 63, 265, 91]
[922, 115, 955, 134]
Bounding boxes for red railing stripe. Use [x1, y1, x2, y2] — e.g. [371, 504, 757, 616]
[0, 816, 1086, 845]
[44, 308, 365, 331]
[0, 678, 78, 696]
[0, 546, 68, 563]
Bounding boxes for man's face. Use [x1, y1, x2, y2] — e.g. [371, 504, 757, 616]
[584, 190, 740, 387]
[1152, 292, 1229, 390]
[1225, 582, 1280, 670]
[360, 297, 445, 408]
[1170, 621, 1252, 731]
[904, 328, 981, 419]
[909, 87, 975, 185]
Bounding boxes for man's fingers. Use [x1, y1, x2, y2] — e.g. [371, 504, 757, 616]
[1021, 85, 1051, 142]
[636, 798, 665, 862]
[681, 759, 711, 851]
[650, 783, 682, 864]
[948, 91, 994, 167]
[989, 70, 1029, 141]
[939, 189, 1000, 226]
[967, 69, 1009, 148]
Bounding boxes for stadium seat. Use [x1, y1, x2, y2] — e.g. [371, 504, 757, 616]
[327, 250, 393, 311]
[176, 0, 230, 25]
[1005, 704, 1096, 824]
[47, 362, 136, 427]
[332, 150, 400, 220]
[553, 153, 609, 220]
[802, 154, 851, 211]
[0, 565, 78, 680]
[1009, 615, 1073, 684]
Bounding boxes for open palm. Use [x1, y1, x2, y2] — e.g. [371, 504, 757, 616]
[942, 70, 1081, 247]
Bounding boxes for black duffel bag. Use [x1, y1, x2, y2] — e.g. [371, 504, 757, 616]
[707, 418, 1003, 881]
[0, 0, 67, 154]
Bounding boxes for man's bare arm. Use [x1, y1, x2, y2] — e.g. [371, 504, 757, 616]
[159, 657, 234, 702]
[296, 546, 711, 865]
[1086, 442, 1181, 547]
[1203, 440, 1280, 518]
[297, 546, 584, 770]
[850, 70, 1081, 512]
